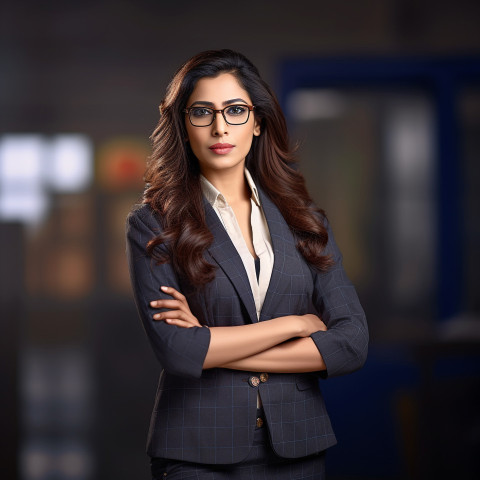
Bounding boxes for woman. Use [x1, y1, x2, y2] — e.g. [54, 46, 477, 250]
[126, 49, 368, 479]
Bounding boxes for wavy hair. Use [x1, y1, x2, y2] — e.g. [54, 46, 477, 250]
[144, 49, 332, 285]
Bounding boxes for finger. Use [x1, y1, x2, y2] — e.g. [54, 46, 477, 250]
[163, 318, 196, 329]
[160, 286, 186, 302]
[150, 299, 185, 310]
[153, 309, 185, 321]
[153, 309, 199, 325]
[155, 311, 202, 328]
[162, 315, 200, 328]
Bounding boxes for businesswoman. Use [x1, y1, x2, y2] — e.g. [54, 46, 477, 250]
[126, 49, 368, 479]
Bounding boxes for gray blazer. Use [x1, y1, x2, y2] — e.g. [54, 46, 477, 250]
[126, 189, 368, 465]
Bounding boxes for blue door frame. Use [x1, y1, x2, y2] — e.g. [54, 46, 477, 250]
[278, 56, 480, 320]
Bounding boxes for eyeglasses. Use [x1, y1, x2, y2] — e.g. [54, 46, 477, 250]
[183, 104, 255, 127]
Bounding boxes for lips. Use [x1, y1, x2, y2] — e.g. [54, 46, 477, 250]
[209, 143, 234, 154]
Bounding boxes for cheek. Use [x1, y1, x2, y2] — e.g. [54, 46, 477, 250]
[240, 131, 255, 152]
[185, 125, 195, 143]
[185, 120, 202, 141]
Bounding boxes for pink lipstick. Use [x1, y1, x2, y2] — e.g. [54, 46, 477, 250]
[209, 143, 234, 155]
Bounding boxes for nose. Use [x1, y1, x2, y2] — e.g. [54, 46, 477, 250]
[212, 111, 228, 136]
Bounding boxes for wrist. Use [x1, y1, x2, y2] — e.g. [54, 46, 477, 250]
[267, 315, 303, 340]
[286, 315, 305, 337]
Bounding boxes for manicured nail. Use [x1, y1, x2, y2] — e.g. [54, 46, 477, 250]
[161, 286, 168, 291]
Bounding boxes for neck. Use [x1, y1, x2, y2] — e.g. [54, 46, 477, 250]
[202, 165, 250, 204]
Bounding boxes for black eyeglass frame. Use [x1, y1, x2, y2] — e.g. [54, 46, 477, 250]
[183, 104, 255, 127]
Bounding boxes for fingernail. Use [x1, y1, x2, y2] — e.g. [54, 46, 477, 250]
[161, 286, 168, 291]
[150, 301, 157, 307]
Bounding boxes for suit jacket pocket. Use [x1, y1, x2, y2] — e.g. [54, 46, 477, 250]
[295, 373, 320, 391]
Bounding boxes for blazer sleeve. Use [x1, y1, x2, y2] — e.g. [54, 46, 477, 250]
[309, 221, 369, 378]
[125, 206, 211, 379]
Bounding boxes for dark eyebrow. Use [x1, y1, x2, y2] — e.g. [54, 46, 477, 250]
[189, 98, 249, 108]
[189, 101, 215, 107]
[222, 98, 248, 106]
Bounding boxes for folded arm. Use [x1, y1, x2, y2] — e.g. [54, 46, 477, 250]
[151, 286, 326, 370]
[127, 206, 367, 379]
[127, 207, 325, 378]
[219, 337, 326, 373]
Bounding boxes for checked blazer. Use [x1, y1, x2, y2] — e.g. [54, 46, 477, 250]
[126, 188, 368, 465]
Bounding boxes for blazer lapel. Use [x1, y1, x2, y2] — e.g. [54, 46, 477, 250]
[203, 198, 258, 324]
[257, 189, 296, 321]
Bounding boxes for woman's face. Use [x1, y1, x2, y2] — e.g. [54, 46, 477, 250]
[184, 73, 260, 180]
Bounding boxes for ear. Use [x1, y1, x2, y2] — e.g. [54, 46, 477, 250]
[253, 118, 261, 136]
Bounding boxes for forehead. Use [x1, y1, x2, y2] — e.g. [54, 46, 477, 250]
[187, 73, 251, 105]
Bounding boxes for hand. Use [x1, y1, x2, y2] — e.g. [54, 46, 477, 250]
[150, 286, 202, 328]
[299, 314, 327, 336]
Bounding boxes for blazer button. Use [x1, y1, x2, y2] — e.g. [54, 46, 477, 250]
[259, 373, 269, 383]
[248, 376, 260, 387]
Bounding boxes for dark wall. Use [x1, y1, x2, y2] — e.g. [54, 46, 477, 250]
[2, 0, 480, 138]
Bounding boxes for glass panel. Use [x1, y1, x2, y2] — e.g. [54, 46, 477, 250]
[460, 87, 480, 316]
[287, 88, 436, 340]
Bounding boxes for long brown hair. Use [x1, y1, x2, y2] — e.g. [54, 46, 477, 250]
[144, 49, 332, 285]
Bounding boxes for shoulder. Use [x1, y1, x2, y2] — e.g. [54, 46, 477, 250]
[127, 203, 161, 225]
[126, 203, 165, 238]
[256, 186, 280, 217]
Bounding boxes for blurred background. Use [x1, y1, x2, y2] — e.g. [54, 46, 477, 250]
[1, 0, 480, 479]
